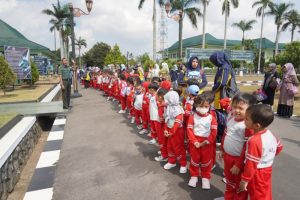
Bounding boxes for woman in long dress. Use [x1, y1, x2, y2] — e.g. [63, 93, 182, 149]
[277, 63, 299, 118]
[262, 63, 280, 106]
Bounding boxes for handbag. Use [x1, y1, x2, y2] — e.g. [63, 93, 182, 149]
[287, 85, 299, 96]
[255, 89, 268, 102]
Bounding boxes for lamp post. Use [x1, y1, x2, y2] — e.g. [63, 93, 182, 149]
[164, 1, 183, 59]
[69, 0, 93, 98]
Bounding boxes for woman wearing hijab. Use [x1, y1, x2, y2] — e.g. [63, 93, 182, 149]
[277, 63, 299, 118]
[209, 51, 238, 110]
[170, 64, 179, 89]
[163, 91, 187, 173]
[185, 56, 208, 91]
[153, 64, 160, 77]
[261, 63, 280, 106]
[159, 62, 170, 80]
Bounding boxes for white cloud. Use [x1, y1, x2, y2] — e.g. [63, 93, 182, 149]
[0, 0, 299, 58]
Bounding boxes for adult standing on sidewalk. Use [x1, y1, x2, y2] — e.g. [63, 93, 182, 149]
[261, 63, 280, 107]
[277, 63, 299, 118]
[59, 58, 72, 109]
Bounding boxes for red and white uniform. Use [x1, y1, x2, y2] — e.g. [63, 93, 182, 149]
[134, 93, 143, 125]
[241, 129, 283, 200]
[142, 92, 151, 130]
[119, 80, 127, 110]
[184, 97, 194, 123]
[165, 114, 187, 167]
[149, 95, 159, 139]
[222, 117, 254, 200]
[187, 112, 217, 179]
[155, 102, 168, 159]
[126, 85, 135, 116]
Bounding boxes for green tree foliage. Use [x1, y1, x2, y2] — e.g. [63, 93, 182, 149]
[254, 51, 265, 73]
[275, 41, 300, 72]
[104, 44, 126, 65]
[136, 53, 151, 66]
[30, 61, 40, 85]
[82, 42, 111, 67]
[0, 56, 16, 95]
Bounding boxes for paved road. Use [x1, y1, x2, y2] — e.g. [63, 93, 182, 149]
[52, 88, 300, 200]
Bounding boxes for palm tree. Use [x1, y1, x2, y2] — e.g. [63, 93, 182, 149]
[222, 0, 239, 49]
[42, 0, 70, 59]
[49, 20, 59, 54]
[170, 0, 201, 59]
[62, 25, 72, 61]
[252, 0, 273, 74]
[201, 0, 209, 49]
[75, 37, 87, 69]
[138, 0, 164, 61]
[282, 9, 300, 42]
[232, 19, 256, 50]
[266, 2, 293, 55]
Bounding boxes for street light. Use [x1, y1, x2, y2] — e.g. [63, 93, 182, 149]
[69, 0, 93, 98]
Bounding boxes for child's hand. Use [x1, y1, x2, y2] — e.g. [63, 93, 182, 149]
[237, 181, 248, 193]
[164, 130, 169, 137]
[199, 140, 209, 147]
[194, 142, 201, 148]
[230, 165, 240, 175]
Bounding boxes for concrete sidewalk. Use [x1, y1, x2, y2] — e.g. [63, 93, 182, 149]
[52, 88, 300, 200]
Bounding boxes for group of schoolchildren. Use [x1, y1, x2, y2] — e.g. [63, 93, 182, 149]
[86, 62, 283, 200]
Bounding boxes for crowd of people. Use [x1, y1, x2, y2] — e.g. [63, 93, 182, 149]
[70, 51, 296, 200]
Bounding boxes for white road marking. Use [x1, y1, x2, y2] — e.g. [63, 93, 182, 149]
[36, 150, 60, 169]
[47, 131, 64, 141]
[23, 188, 53, 200]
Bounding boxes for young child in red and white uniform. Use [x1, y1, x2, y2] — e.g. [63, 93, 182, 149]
[238, 104, 283, 200]
[187, 94, 217, 189]
[219, 93, 256, 200]
[154, 88, 169, 162]
[97, 72, 103, 90]
[139, 81, 151, 135]
[118, 73, 127, 113]
[184, 85, 200, 123]
[148, 82, 160, 145]
[125, 77, 135, 120]
[133, 80, 144, 130]
[163, 91, 187, 174]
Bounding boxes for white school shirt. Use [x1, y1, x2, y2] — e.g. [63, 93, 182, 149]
[223, 117, 247, 156]
[193, 114, 212, 137]
[134, 94, 144, 111]
[149, 96, 159, 121]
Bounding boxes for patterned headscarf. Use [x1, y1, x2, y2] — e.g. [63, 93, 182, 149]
[164, 91, 184, 128]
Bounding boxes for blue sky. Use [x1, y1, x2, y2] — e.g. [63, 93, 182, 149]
[0, 0, 299, 57]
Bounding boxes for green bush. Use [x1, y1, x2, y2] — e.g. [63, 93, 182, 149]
[0, 56, 16, 95]
[25, 60, 39, 85]
[275, 41, 300, 73]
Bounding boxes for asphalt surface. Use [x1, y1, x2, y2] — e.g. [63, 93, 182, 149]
[52, 87, 300, 200]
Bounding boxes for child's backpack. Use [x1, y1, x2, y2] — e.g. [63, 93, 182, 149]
[210, 107, 228, 143]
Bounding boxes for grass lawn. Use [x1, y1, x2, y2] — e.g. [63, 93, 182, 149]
[0, 77, 59, 104]
[0, 113, 18, 129]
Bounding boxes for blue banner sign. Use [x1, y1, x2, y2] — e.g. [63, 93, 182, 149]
[4, 46, 31, 79]
[185, 48, 254, 62]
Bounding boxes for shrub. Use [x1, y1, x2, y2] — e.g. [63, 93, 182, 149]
[0, 56, 16, 95]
